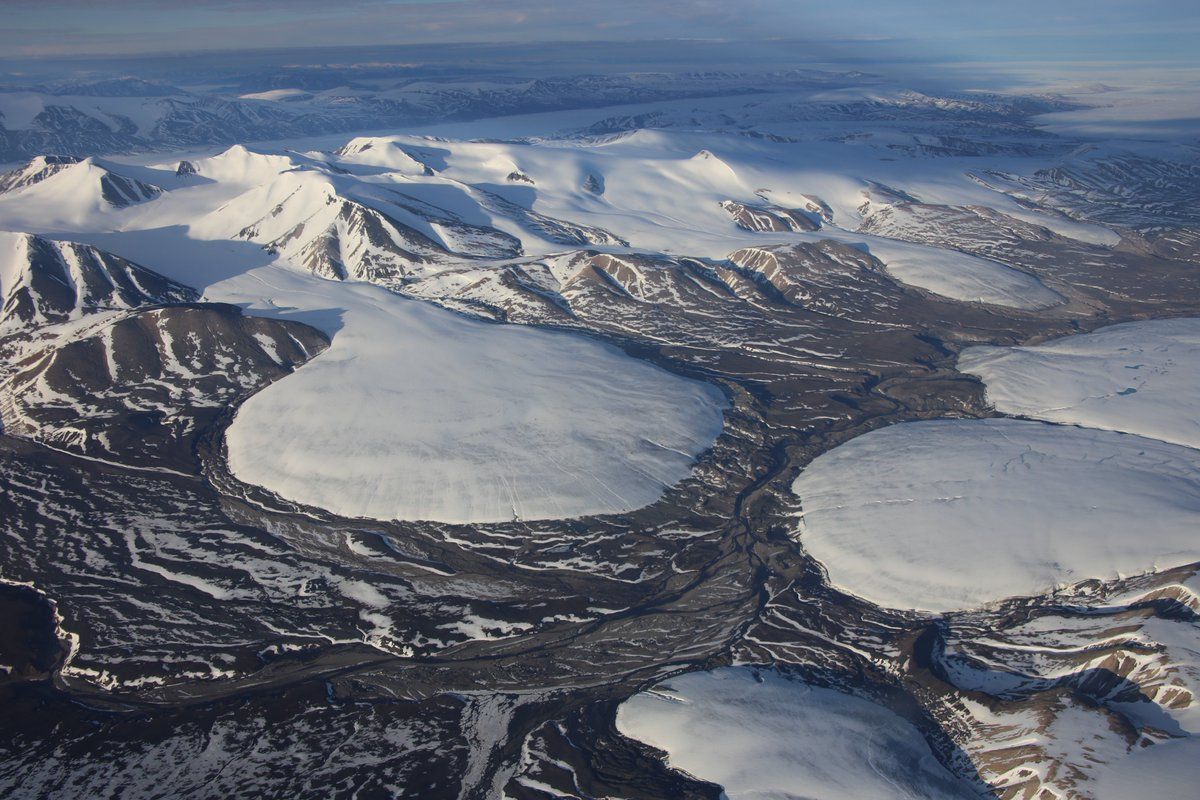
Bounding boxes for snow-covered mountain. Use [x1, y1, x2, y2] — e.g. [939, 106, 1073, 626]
[0, 66, 880, 164]
[0, 232, 194, 332]
[205, 168, 459, 283]
[1, 304, 328, 471]
[0, 156, 162, 212]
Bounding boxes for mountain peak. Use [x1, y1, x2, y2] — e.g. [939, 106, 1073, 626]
[0, 156, 162, 211]
[0, 232, 195, 332]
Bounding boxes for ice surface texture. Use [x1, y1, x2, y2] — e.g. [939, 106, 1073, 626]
[793, 418, 1200, 612]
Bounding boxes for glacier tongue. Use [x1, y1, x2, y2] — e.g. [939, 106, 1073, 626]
[792, 417, 1200, 613]
[220, 265, 726, 524]
[617, 667, 978, 800]
[959, 317, 1200, 449]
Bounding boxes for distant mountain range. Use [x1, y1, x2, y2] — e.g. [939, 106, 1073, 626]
[0, 69, 1084, 164]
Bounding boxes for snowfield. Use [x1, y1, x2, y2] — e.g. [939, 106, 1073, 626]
[959, 318, 1200, 449]
[792, 418, 1200, 613]
[616, 667, 978, 800]
[223, 270, 726, 524]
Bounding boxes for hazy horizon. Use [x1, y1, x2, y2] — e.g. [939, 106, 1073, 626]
[4, 0, 1198, 66]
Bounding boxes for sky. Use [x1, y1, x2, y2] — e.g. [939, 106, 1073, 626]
[1, 0, 1198, 65]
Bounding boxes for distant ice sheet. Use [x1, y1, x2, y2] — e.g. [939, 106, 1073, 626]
[616, 667, 978, 800]
[792, 418, 1200, 613]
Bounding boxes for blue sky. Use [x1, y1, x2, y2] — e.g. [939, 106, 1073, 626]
[2, 0, 1197, 63]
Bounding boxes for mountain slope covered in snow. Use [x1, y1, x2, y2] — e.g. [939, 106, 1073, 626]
[0, 232, 195, 332]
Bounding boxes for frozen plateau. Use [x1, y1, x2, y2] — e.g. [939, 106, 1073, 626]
[1, 47, 1200, 800]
